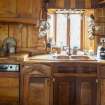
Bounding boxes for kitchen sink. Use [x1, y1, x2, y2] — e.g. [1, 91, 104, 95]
[54, 55, 96, 60]
[70, 55, 91, 60]
[28, 54, 96, 61]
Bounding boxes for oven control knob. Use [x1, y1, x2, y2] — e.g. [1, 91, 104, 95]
[10, 66, 13, 68]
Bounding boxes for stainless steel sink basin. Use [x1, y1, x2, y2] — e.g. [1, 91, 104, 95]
[70, 55, 91, 60]
[28, 54, 96, 61]
[54, 55, 70, 59]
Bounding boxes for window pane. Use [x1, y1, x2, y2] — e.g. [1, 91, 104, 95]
[70, 14, 81, 49]
[56, 14, 67, 47]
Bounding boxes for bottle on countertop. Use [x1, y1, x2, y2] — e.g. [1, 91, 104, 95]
[46, 38, 52, 53]
[97, 39, 105, 60]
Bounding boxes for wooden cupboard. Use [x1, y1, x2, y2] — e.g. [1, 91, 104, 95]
[53, 63, 97, 105]
[0, 0, 16, 17]
[53, 77, 97, 105]
[0, 0, 42, 24]
[53, 77, 76, 105]
[98, 79, 105, 105]
[76, 77, 97, 105]
[0, 72, 19, 105]
[47, 0, 96, 9]
[21, 64, 52, 105]
[22, 62, 105, 105]
[97, 64, 105, 105]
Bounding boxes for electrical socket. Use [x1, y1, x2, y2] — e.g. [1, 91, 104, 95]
[100, 38, 105, 42]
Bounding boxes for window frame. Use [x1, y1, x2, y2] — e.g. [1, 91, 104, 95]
[48, 12, 84, 50]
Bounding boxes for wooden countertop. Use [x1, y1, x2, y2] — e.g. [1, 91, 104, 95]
[24, 54, 98, 64]
[0, 52, 29, 63]
[0, 53, 105, 64]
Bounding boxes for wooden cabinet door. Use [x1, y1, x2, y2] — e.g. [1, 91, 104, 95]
[0, 73, 19, 105]
[17, 0, 42, 24]
[17, 0, 33, 18]
[53, 77, 76, 105]
[76, 77, 97, 105]
[23, 76, 50, 105]
[0, 0, 16, 17]
[99, 79, 105, 105]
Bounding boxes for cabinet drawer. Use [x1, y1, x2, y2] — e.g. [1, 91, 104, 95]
[98, 65, 105, 78]
[53, 63, 97, 74]
[22, 64, 52, 77]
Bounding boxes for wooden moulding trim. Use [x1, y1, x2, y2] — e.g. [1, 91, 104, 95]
[54, 73, 97, 77]
[0, 72, 19, 77]
[0, 18, 36, 25]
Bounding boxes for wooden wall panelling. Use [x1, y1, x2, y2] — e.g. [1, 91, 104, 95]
[21, 25, 28, 48]
[0, 0, 16, 17]
[0, 23, 46, 52]
[69, 0, 76, 9]
[0, 24, 8, 47]
[27, 25, 38, 48]
[27, 25, 33, 48]
[15, 24, 22, 48]
[8, 24, 22, 48]
[31, 27, 38, 48]
[8, 24, 14, 37]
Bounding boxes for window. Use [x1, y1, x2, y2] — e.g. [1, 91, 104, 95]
[70, 14, 81, 48]
[47, 10, 83, 49]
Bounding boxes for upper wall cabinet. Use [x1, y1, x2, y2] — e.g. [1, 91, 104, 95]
[0, 0, 16, 17]
[17, 0, 42, 24]
[0, 0, 42, 24]
[95, 0, 105, 8]
[47, 0, 96, 9]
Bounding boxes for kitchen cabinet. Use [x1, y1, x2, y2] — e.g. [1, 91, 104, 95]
[76, 77, 97, 105]
[95, 0, 105, 7]
[53, 77, 75, 105]
[21, 62, 99, 105]
[48, 0, 96, 9]
[0, 0, 42, 24]
[21, 64, 51, 105]
[53, 63, 97, 105]
[53, 77, 97, 105]
[17, 0, 42, 24]
[98, 79, 105, 105]
[97, 64, 105, 105]
[0, 0, 16, 17]
[94, 8, 105, 36]
[0, 72, 19, 105]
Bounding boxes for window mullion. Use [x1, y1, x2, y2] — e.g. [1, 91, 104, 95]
[67, 14, 71, 54]
[55, 13, 57, 45]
